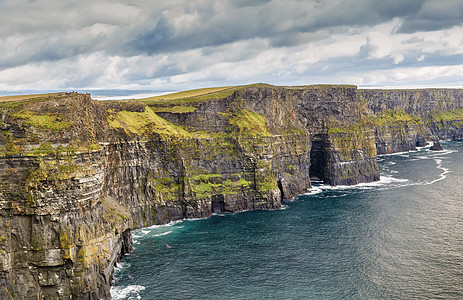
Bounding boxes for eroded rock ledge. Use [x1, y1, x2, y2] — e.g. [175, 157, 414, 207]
[1, 84, 463, 298]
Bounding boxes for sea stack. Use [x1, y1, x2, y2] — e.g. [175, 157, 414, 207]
[430, 140, 444, 151]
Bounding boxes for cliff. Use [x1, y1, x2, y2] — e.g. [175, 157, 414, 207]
[1, 84, 463, 298]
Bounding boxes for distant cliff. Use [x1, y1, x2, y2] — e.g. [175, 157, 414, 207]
[1, 84, 463, 299]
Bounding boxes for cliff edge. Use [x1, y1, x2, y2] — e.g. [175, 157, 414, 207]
[1, 84, 463, 298]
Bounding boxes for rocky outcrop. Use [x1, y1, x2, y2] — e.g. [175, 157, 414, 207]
[359, 89, 463, 149]
[430, 140, 444, 151]
[1, 84, 463, 298]
[0, 150, 132, 299]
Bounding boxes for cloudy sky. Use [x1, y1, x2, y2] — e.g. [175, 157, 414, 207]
[1, 0, 463, 91]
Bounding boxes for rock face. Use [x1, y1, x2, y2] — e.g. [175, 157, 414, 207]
[359, 88, 463, 152]
[430, 140, 444, 151]
[1, 84, 463, 298]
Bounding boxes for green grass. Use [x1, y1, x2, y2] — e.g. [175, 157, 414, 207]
[228, 109, 271, 136]
[108, 106, 204, 138]
[141, 87, 234, 101]
[144, 87, 239, 106]
[192, 174, 223, 181]
[260, 180, 279, 192]
[0, 93, 60, 102]
[372, 110, 421, 126]
[428, 108, 463, 122]
[142, 84, 272, 106]
[192, 177, 251, 198]
[328, 127, 350, 134]
[152, 106, 197, 113]
[28, 143, 55, 156]
[12, 111, 72, 131]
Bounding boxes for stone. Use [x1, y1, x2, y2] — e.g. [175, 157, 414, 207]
[430, 140, 444, 151]
[1, 85, 463, 298]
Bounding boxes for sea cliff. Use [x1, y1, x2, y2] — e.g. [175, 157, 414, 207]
[1, 84, 463, 299]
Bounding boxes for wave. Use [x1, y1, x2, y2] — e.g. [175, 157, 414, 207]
[320, 175, 408, 190]
[301, 174, 410, 199]
[212, 213, 226, 217]
[111, 284, 145, 300]
[429, 149, 456, 157]
[416, 142, 432, 151]
[304, 186, 325, 195]
[111, 261, 131, 286]
[145, 220, 184, 229]
[314, 146, 453, 196]
[153, 231, 173, 237]
[425, 158, 450, 185]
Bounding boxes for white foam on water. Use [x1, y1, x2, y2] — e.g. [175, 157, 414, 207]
[132, 220, 184, 243]
[378, 150, 414, 157]
[280, 204, 289, 210]
[145, 220, 184, 229]
[415, 155, 430, 160]
[212, 213, 226, 217]
[303, 174, 409, 198]
[429, 149, 455, 157]
[111, 284, 146, 300]
[416, 142, 432, 151]
[111, 261, 131, 286]
[153, 231, 173, 237]
[322, 193, 350, 198]
[331, 175, 408, 190]
[404, 158, 420, 162]
[424, 158, 451, 185]
[303, 186, 324, 195]
[184, 217, 205, 222]
[114, 261, 130, 272]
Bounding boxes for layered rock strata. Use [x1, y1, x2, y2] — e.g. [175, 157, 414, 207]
[1, 85, 463, 298]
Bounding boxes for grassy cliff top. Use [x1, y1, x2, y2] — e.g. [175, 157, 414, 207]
[140, 83, 272, 106]
[0, 93, 82, 110]
[0, 93, 61, 102]
[0, 84, 358, 106]
[284, 84, 358, 90]
[138, 83, 358, 106]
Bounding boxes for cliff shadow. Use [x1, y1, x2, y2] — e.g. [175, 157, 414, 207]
[309, 134, 329, 183]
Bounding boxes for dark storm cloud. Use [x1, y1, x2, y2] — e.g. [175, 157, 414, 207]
[126, 0, 433, 56]
[398, 0, 463, 33]
[1, 0, 463, 89]
[2, 0, 462, 67]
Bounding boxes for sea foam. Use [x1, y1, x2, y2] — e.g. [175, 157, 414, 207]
[111, 284, 145, 300]
[153, 230, 173, 237]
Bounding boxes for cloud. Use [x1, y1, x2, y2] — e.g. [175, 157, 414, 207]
[1, 0, 463, 90]
[398, 0, 463, 33]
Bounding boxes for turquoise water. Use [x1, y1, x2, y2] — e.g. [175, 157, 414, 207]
[111, 141, 463, 299]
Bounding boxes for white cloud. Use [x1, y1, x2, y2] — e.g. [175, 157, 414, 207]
[1, 0, 463, 91]
[393, 54, 405, 64]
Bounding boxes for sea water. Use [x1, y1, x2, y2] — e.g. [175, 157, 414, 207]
[111, 141, 463, 299]
[0, 89, 173, 100]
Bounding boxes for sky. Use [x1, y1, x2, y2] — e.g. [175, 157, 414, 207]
[1, 0, 463, 91]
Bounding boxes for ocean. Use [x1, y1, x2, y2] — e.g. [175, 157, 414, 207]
[111, 140, 463, 299]
[0, 89, 173, 100]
